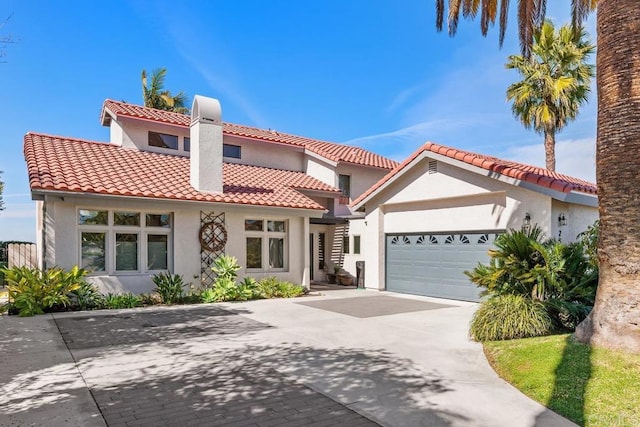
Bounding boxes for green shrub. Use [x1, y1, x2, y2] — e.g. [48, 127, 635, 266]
[211, 255, 241, 281]
[1, 266, 85, 316]
[235, 277, 257, 301]
[470, 294, 553, 341]
[69, 281, 104, 311]
[466, 224, 598, 332]
[103, 292, 142, 309]
[199, 287, 217, 303]
[256, 277, 305, 299]
[152, 272, 186, 304]
[214, 277, 239, 302]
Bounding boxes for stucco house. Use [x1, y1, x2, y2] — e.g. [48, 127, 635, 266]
[351, 142, 598, 301]
[24, 95, 396, 293]
[24, 95, 598, 301]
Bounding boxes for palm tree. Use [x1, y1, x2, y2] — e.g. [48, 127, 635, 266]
[141, 68, 189, 114]
[506, 21, 594, 171]
[0, 171, 4, 212]
[436, 0, 640, 353]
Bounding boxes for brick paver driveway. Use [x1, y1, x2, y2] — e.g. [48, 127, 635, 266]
[54, 305, 377, 427]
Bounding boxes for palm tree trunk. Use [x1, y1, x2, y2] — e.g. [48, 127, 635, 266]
[544, 130, 555, 171]
[575, 0, 640, 353]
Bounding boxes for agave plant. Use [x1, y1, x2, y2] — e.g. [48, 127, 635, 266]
[211, 255, 241, 282]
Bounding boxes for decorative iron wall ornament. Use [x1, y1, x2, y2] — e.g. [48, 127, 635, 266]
[199, 221, 227, 252]
[200, 212, 226, 286]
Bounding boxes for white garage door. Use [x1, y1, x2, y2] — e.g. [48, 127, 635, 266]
[385, 232, 500, 302]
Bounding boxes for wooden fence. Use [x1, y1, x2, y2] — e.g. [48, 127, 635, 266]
[7, 243, 37, 269]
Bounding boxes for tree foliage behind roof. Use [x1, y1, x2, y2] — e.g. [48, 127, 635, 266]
[141, 68, 189, 114]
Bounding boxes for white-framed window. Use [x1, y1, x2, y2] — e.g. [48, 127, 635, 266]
[78, 209, 172, 274]
[244, 218, 288, 272]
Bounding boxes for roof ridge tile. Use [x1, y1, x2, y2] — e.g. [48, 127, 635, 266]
[353, 141, 597, 208]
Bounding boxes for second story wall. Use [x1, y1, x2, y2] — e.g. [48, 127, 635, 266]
[223, 135, 305, 171]
[305, 156, 336, 186]
[111, 116, 190, 155]
[108, 117, 306, 172]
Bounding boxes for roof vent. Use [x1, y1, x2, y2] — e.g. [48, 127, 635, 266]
[428, 160, 437, 174]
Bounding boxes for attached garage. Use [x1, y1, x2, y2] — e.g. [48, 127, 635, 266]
[385, 232, 500, 302]
[352, 142, 599, 302]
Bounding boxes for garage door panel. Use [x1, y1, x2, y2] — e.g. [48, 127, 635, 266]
[386, 232, 497, 302]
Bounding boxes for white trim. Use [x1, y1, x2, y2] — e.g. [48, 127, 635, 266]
[32, 189, 328, 218]
[77, 208, 173, 276]
[244, 217, 289, 273]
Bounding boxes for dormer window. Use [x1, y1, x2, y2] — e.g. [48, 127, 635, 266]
[223, 143, 241, 159]
[148, 131, 178, 150]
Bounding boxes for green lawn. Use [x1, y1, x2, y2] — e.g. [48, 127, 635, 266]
[484, 334, 640, 427]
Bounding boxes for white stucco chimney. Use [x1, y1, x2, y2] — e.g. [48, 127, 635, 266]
[190, 95, 223, 194]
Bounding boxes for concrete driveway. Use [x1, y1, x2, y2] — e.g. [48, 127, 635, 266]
[0, 290, 574, 426]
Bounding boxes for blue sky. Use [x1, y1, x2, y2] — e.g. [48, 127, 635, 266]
[0, 1, 597, 242]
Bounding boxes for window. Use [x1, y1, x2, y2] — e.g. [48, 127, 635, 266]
[148, 131, 178, 150]
[116, 233, 138, 271]
[246, 237, 262, 269]
[81, 232, 106, 271]
[245, 219, 263, 231]
[114, 212, 140, 226]
[338, 174, 351, 197]
[343, 235, 350, 254]
[78, 210, 172, 274]
[184, 137, 190, 152]
[269, 238, 284, 268]
[146, 214, 171, 228]
[147, 234, 168, 270]
[79, 210, 107, 225]
[353, 235, 361, 255]
[223, 144, 241, 159]
[245, 219, 287, 271]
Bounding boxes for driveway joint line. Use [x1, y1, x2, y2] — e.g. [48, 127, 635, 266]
[52, 313, 108, 426]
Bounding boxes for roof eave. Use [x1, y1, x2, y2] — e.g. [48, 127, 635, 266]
[29, 188, 328, 216]
[100, 105, 114, 126]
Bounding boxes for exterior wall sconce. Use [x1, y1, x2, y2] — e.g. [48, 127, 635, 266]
[558, 213, 567, 227]
[523, 212, 532, 232]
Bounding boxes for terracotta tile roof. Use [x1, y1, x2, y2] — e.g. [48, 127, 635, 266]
[24, 132, 341, 210]
[102, 100, 398, 170]
[353, 142, 597, 207]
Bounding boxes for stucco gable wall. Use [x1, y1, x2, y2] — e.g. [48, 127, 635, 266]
[367, 158, 553, 233]
[42, 195, 311, 294]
